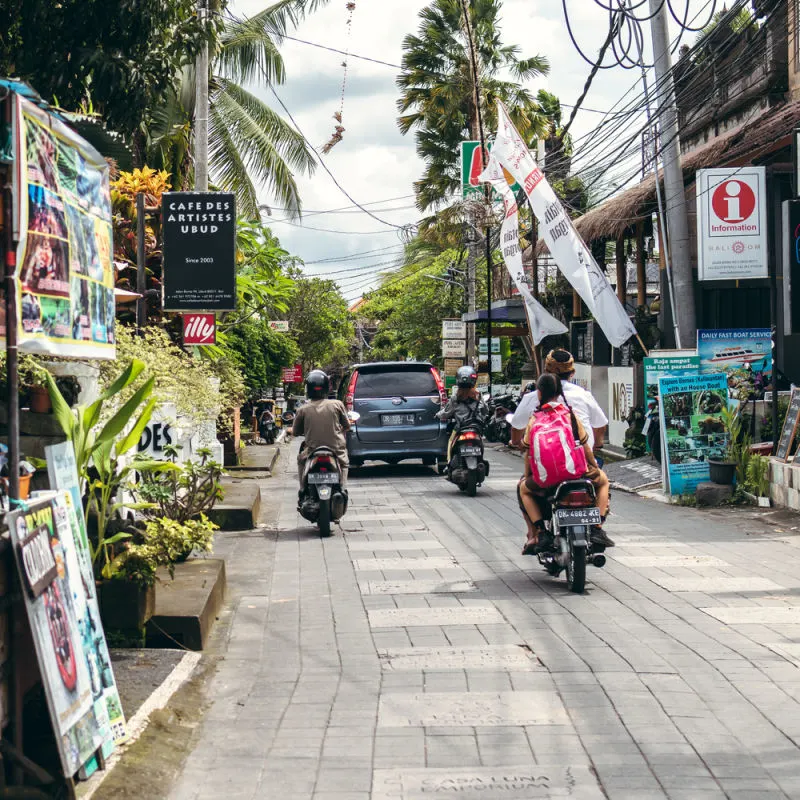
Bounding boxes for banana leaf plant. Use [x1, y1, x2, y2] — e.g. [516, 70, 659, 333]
[45, 359, 178, 578]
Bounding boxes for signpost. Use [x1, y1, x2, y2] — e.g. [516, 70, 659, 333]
[478, 337, 500, 355]
[162, 191, 236, 310]
[442, 339, 466, 358]
[696, 167, 767, 280]
[443, 358, 463, 377]
[269, 320, 290, 332]
[282, 364, 303, 384]
[441, 319, 466, 339]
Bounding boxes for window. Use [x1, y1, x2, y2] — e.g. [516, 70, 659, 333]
[354, 367, 437, 398]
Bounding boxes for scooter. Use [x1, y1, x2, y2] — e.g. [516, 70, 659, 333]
[297, 412, 358, 536]
[485, 393, 518, 444]
[445, 419, 489, 497]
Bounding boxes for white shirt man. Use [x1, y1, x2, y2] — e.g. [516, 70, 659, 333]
[510, 350, 608, 450]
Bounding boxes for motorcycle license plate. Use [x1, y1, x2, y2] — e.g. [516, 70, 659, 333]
[382, 414, 415, 426]
[308, 472, 338, 484]
[555, 507, 601, 526]
[460, 446, 482, 455]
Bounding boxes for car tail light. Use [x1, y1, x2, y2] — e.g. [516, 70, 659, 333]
[560, 491, 594, 508]
[459, 431, 480, 441]
[431, 367, 447, 404]
[345, 371, 358, 411]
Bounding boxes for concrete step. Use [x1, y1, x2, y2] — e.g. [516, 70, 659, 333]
[207, 478, 261, 530]
[145, 558, 226, 651]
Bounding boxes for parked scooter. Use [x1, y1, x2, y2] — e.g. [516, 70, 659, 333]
[485, 392, 518, 444]
[445, 419, 489, 496]
[297, 412, 358, 536]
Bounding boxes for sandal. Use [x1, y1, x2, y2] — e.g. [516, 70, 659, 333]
[521, 538, 538, 556]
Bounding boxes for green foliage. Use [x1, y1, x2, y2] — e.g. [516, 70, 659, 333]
[225, 318, 300, 392]
[133, 446, 224, 525]
[745, 455, 769, 498]
[106, 515, 217, 588]
[720, 405, 752, 484]
[286, 269, 353, 371]
[397, 0, 549, 210]
[0, 0, 208, 138]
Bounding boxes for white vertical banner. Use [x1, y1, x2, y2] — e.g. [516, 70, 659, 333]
[491, 102, 637, 348]
[477, 155, 567, 344]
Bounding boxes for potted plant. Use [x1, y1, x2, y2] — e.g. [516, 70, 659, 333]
[708, 405, 748, 486]
[744, 455, 771, 507]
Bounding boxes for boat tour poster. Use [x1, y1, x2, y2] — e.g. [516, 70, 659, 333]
[697, 328, 772, 399]
[657, 372, 729, 496]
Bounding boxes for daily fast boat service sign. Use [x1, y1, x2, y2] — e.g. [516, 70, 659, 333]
[696, 167, 767, 280]
[697, 328, 772, 399]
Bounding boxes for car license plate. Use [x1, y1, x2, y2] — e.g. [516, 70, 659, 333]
[382, 414, 414, 426]
[308, 472, 338, 484]
[555, 507, 601, 525]
[460, 446, 481, 455]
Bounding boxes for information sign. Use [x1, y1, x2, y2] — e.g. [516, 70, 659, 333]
[441, 319, 466, 339]
[442, 339, 466, 358]
[268, 320, 290, 332]
[776, 389, 800, 462]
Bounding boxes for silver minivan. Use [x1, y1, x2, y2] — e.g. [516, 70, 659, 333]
[340, 361, 449, 467]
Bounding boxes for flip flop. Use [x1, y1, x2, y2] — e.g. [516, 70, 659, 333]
[522, 539, 538, 556]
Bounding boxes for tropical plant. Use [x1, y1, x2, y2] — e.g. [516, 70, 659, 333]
[133, 446, 224, 525]
[746, 454, 769, 498]
[397, 0, 549, 211]
[720, 405, 752, 483]
[224, 318, 301, 392]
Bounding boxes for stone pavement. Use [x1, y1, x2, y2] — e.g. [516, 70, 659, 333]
[169, 441, 800, 800]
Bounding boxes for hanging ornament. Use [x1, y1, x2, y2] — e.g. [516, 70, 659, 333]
[321, 2, 356, 154]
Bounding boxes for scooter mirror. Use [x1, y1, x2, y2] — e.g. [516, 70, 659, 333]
[505, 413, 514, 425]
[347, 411, 361, 422]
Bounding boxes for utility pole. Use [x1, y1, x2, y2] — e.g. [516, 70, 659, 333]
[195, 0, 209, 191]
[466, 239, 476, 362]
[648, 0, 695, 346]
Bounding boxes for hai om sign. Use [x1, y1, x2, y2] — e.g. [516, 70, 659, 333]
[182, 313, 216, 345]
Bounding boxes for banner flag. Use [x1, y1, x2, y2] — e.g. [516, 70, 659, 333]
[490, 102, 637, 348]
[478, 155, 567, 344]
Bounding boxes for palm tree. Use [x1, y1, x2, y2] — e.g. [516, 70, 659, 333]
[146, 0, 329, 219]
[397, 0, 550, 212]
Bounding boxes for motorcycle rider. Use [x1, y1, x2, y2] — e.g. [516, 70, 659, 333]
[436, 366, 487, 462]
[511, 349, 607, 453]
[519, 373, 611, 554]
[292, 370, 351, 492]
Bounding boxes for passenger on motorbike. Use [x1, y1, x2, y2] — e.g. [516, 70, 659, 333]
[511, 349, 607, 454]
[436, 366, 488, 461]
[292, 370, 351, 490]
[518, 373, 612, 555]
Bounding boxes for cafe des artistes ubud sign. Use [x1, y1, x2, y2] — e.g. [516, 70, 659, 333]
[162, 192, 236, 311]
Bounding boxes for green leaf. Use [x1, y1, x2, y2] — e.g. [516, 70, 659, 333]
[93, 377, 155, 453]
[103, 532, 133, 546]
[86, 359, 146, 431]
[115, 396, 159, 455]
[45, 372, 76, 438]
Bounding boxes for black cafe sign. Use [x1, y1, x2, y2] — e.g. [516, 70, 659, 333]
[20, 524, 58, 599]
[162, 191, 237, 311]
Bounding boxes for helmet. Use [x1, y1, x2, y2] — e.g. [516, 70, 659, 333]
[456, 365, 478, 389]
[305, 369, 330, 400]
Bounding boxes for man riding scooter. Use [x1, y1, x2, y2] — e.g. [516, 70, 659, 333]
[436, 366, 488, 462]
[511, 349, 613, 549]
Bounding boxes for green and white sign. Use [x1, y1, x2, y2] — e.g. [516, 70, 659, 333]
[478, 337, 500, 355]
[461, 141, 520, 199]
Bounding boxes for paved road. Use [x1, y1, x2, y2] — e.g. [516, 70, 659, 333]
[170, 442, 800, 800]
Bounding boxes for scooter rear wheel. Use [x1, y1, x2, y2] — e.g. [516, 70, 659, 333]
[466, 471, 478, 497]
[566, 544, 586, 593]
[318, 501, 332, 537]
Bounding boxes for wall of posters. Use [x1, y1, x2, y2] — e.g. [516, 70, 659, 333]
[9, 498, 105, 776]
[10, 97, 115, 358]
[657, 373, 729, 496]
[47, 444, 128, 761]
[697, 328, 772, 399]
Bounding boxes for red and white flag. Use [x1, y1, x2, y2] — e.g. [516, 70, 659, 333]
[478, 155, 567, 345]
[490, 102, 636, 348]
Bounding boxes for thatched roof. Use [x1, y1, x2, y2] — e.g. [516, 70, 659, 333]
[531, 98, 800, 254]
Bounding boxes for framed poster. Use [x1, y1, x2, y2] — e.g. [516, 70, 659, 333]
[697, 329, 772, 399]
[162, 192, 236, 311]
[8, 97, 115, 358]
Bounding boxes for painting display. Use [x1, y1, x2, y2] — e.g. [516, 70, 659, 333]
[697, 329, 772, 400]
[8, 95, 115, 358]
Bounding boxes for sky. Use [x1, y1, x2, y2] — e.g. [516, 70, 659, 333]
[230, 0, 717, 303]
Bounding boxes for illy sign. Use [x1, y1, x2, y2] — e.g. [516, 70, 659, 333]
[183, 313, 216, 345]
[697, 167, 767, 280]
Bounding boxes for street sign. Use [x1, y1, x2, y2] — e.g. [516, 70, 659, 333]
[269, 320, 290, 332]
[478, 337, 500, 355]
[490, 354, 502, 373]
[162, 191, 236, 310]
[441, 319, 466, 339]
[460, 141, 520, 199]
[696, 168, 767, 280]
[442, 339, 466, 358]
[182, 313, 216, 345]
[443, 358, 463, 377]
[282, 364, 303, 383]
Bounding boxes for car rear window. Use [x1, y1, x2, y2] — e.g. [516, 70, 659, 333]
[355, 368, 437, 399]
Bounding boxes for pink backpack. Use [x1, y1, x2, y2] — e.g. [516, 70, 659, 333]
[527, 404, 587, 488]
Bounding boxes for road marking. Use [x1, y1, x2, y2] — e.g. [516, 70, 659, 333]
[702, 606, 800, 624]
[378, 691, 569, 727]
[353, 556, 457, 571]
[613, 554, 729, 567]
[346, 539, 446, 551]
[368, 606, 505, 628]
[360, 579, 477, 595]
[372, 765, 605, 799]
[649, 576, 782, 593]
[378, 645, 540, 671]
